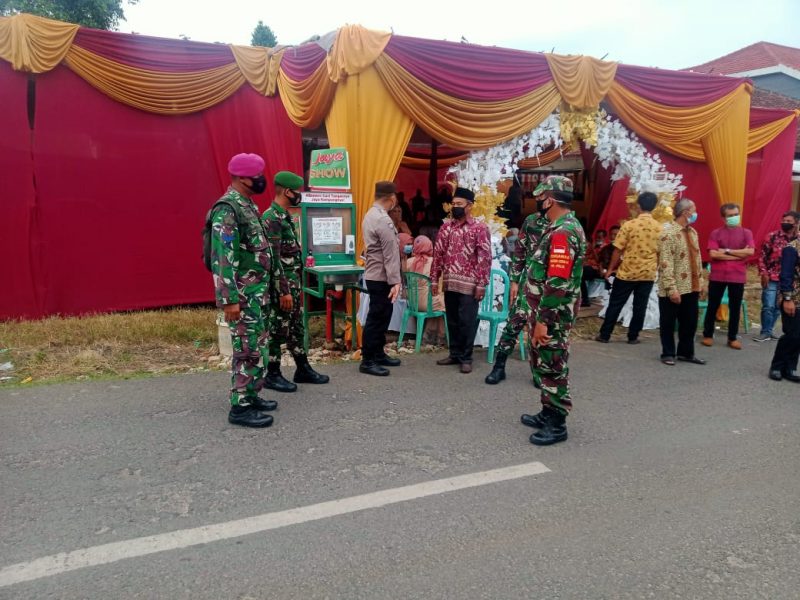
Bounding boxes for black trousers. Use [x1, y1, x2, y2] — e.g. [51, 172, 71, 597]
[702, 281, 744, 341]
[444, 291, 480, 364]
[580, 266, 603, 305]
[362, 280, 393, 362]
[599, 278, 654, 341]
[658, 292, 699, 359]
[770, 307, 800, 373]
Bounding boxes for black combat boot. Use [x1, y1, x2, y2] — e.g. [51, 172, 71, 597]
[484, 351, 508, 384]
[264, 361, 297, 393]
[247, 396, 278, 411]
[228, 404, 274, 428]
[529, 408, 568, 446]
[293, 354, 330, 384]
[520, 410, 547, 428]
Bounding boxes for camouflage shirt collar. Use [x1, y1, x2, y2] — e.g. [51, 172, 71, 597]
[225, 186, 257, 208]
[269, 201, 289, 217]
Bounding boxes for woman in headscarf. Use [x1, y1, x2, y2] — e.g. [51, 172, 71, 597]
[398, 232, 414, 273]
[407, 235, 446, 345]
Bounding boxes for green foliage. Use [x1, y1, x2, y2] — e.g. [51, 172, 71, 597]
[0, 0, 138, 30]
[251, 20, 277, 48]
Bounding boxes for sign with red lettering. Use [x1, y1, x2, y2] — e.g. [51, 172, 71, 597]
[546, 233, 573, 278]
[309, 147, 351, 191]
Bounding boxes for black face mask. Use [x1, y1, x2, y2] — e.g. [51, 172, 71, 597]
[781, 222, 795, 233]
[247, 175, 267, 194]
[287, 190, 302, 206]
[538, 200, 551, 218]
[452, 206, 466, 219]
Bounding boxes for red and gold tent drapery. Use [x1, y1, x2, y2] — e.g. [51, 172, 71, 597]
[2, 13, 798, 238]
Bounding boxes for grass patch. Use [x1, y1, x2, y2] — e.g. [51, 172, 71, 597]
[0, 307, 221, 385]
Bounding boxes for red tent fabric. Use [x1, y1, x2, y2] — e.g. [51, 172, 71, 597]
[2, 64, 301, 319]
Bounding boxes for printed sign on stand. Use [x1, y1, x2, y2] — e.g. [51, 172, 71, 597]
[308, 148, 351, 190]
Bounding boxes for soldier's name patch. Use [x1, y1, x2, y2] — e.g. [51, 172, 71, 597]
[547, 233, 573, 278]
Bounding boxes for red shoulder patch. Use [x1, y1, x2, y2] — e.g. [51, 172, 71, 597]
[547, 232, 573, 278]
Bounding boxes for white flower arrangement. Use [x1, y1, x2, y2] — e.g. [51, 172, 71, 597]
[449, 110, 685, 196]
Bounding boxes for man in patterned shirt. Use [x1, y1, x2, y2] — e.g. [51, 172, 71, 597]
[656, 199, 705, 366]
[595, 192, 662, 344]
[431, 187, 492, 374]
[754, 211, 800, 342]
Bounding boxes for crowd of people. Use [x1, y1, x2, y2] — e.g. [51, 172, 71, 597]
[208, 152, 800, 447]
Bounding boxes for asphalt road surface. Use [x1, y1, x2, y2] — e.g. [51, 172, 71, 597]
[1, 336, 798, 599]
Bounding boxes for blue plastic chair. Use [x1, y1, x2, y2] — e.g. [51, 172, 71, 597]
[478, 268, 527, 363]
[397, 271, 449, 353]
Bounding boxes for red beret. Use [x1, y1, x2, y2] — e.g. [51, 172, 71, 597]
[228, 153, 265, 177]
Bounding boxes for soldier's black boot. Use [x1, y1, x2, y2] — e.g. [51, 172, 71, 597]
[228, 404, 274, 428]
[520, 409, 548, 428]
[264, 361, 298, 393]
[293, 354, 330, 384]
[484, 351, 508, 384]
[529, 408, 568, 446]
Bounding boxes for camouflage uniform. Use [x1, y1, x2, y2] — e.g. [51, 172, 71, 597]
[497, 213, 549, 358]
[210, 187, 282, 407]
[262, 202, 303, 359]
[525, 211, 586, 415]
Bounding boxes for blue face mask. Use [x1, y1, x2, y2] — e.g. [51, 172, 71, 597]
[726, 215, 741, 227]
[403, 244, 413, 255]
[688, 213, 698, 225]
[507, 236, 518, 245]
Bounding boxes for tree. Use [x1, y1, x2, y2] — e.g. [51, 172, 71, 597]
[0, 0, 138, 31]
[251, 20, 277, 48]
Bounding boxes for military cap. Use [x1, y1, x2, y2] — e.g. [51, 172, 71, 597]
[274, 171, 304, 190]
[533, 175, 574, 203]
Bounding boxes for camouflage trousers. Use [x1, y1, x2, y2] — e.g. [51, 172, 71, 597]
[267, 286, 304, 360]
[228, 294, 269, 406]
[527, 318, 574, 416]
[497, 291, 531, 356]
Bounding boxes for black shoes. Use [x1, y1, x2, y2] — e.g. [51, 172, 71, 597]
[769, 369, 783, 381]
[293, 354, 330, 384]
[627, 338, 640, 345]
[527, 408, 568, 446]
[520, 411, 548, 428]
[265, 362, 297, 393]
[784, 370, 800, 382]
[376, 355, 401, 367]
[677, 356, 706, 365]
[248, 396, 278, 412]
[485, 352, 508, 384]
[359, 361, 389, 376]
[228, 404, 274, 428]
[594, 335, 609, 344]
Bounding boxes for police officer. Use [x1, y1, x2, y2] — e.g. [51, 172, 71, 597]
[261, 171, 330, 392]
[520, 176, 586, 445]
[485, 197, 549, 385]
[209, 153, 281, 428]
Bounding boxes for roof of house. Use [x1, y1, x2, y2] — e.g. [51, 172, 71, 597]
[751, 88, 800, 110]
[686, 41, 800, 75]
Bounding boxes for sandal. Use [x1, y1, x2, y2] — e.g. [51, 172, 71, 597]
[661, 357, 676, 366]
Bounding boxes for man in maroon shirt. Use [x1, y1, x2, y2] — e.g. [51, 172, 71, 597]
[431, 187, 492, 373]
[702, 203, 754, 350]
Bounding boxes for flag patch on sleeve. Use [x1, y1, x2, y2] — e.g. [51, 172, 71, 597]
[547, 233, 573, 278]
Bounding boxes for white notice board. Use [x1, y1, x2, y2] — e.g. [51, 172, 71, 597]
[312, 217, 343, 246]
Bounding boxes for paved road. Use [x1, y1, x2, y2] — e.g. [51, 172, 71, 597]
[1, 337, 798, 599]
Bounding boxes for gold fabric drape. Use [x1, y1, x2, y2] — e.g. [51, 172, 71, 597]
[0, 13, 77, 73]
[63, 45, 245, 114]
[325, 66, 415, 246]
[400, 154, 468, 169]
[701, 89, 750, 207]
[545, 53, 617, 109]
[326, 24, 391, 82]
[748, 111, 800, 154]
[230, 45, 284, 96]
[518, 143, 574, 169]
[374, 53, 561, 150]
[277, 62, 337, 128]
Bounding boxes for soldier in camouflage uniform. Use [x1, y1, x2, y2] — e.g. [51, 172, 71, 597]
[485, 207, 549, 385]
[520, 176, 586, 446]
[210, 153, 282, 428]
[262, 171, 329, 392]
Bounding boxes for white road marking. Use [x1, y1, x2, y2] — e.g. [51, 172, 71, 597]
[0, 461, 550, 588]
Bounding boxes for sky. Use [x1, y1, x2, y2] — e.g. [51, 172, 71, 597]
[118, 0, 799, 70]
